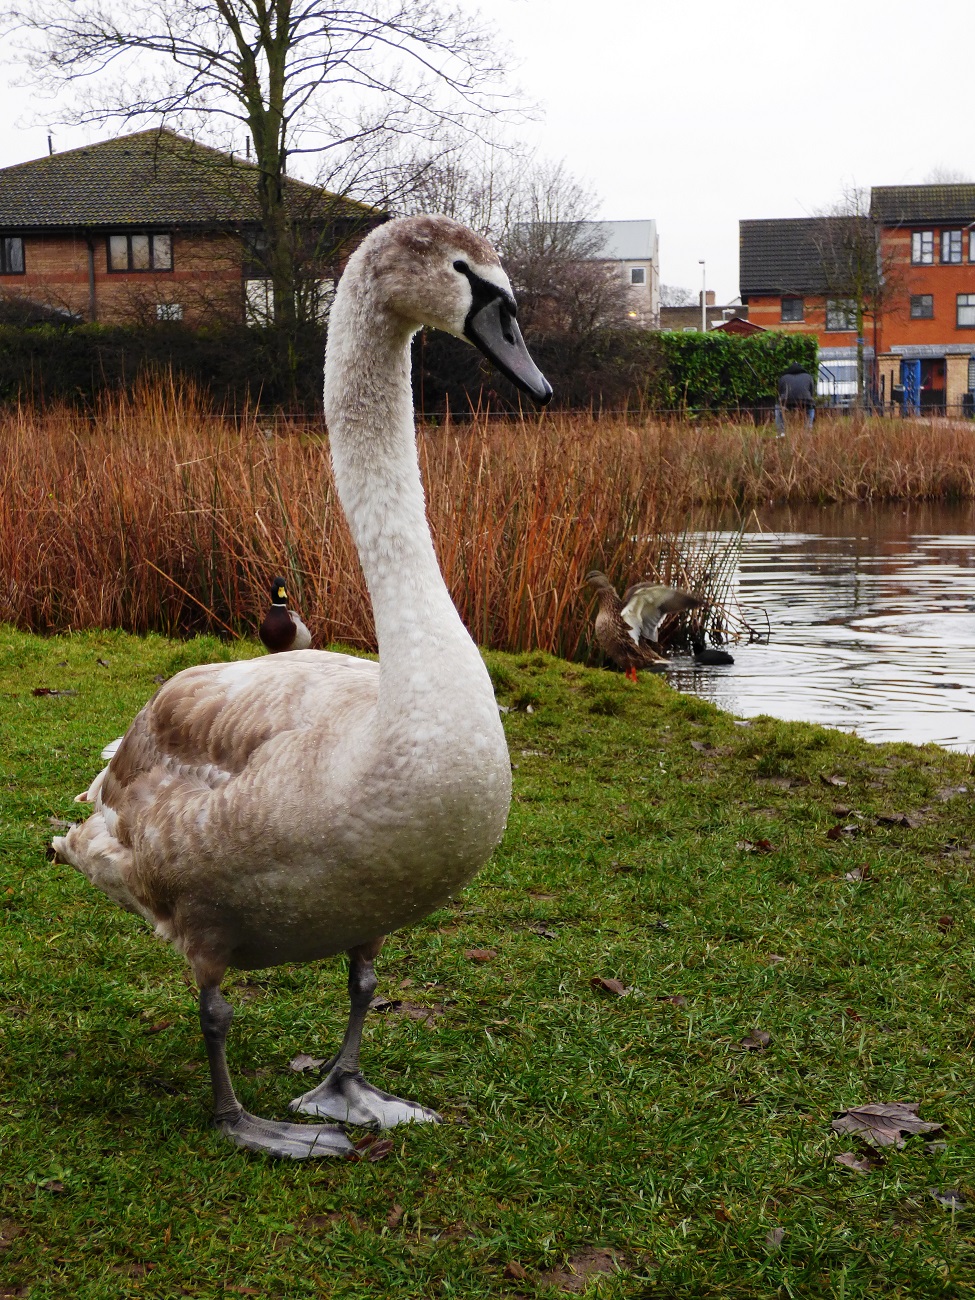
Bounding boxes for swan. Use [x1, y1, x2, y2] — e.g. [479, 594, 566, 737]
[258, 576, 312, 653]
[53, 214, 552, 1160]
[585, 571, 704, 680]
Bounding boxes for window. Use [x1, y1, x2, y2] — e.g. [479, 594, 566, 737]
[629, 266, 646, 286]
[825, 298, 857, 331]
[957, 294, 975, 328]
[245, 277, 273, 325]
[156, 303, 183, 321]
[780, 296, 804, 322]
[108, 233, 173, 272]
[0, 236, 24, 274]
[911, 230, 934, 264]
[910, 294, 934, 319]
[970, 230, 975, 263]
[941, 230, 963, 263]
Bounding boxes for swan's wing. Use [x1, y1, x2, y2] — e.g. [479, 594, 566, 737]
[54, 651, 379, 918]
[620, 584, 705, 645]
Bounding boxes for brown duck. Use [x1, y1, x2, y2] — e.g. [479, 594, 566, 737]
[258, 577, 313, 653]
[585, 570, 705, 680]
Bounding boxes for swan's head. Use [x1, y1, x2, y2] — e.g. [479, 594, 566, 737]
[359, 215, 552, 405]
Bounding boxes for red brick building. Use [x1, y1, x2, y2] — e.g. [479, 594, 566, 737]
[740, 185, 975, 413]
[0, 129, 380, 327]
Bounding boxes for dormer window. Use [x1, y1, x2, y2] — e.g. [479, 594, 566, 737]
[108, 233, 173, 272]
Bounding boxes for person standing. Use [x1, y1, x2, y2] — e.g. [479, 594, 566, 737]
[775, 361, 816, 434]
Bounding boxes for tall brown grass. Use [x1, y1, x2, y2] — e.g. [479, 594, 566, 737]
[3, 386, 974, 655]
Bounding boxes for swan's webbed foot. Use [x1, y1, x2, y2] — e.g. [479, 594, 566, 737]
[218, 1107, 354, 1159]
[290, 1068, 441, 1128]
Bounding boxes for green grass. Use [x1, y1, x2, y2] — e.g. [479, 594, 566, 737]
[1, 626, 973, 1299]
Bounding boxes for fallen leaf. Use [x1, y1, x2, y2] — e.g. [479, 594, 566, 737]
[937, 785, 968, 801]
[398, 977, 414, 988]
[539, 1248, 621, 1294]
[96, 658, 110, 668]
[844, 1008, 862, 1022]
[31, 687, 77, 697]
[503, 1261, 528, 1280]
[528, 891, 557, 900]
[386, 1203, 404, 1229]
[713, 1203, 731, 1222]
[144, 1019, 172, 1035]
[463, 948, 496, 962]
[765, 1226, 785, 1250]
[351, 1134, 394, 1163]
[831, 804, 852, 816]
[736, 840, 757, 852]
[690, 740, 714, 753]
[657, 994, 686, 1007]
[767, 954, 786, 964]
[828, 824, 859, 841]
[877, 812, 922, 828]
[937, 915, 955, 933]
[832, 1102, 943, 1149]
[39, 1180, 66, 1194]
[821, 774, 848, 787]
[925, 1141, 948, 1155]
[929, 1187, 966, 1210]
[590, 976, 628, 997]
[288, 1053, 326, 1072]
[740, 1028, 771, 1051]
[835, 1151, 879, 1174]
[0, 1222, 24, 1250]
[532, 924, 558, 940]
[844, 865, 870, 881]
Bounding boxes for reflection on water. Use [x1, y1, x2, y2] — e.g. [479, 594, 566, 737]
[668, 501, 975, 751]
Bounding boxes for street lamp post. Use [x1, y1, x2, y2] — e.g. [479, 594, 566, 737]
[699, 259, 707, 332]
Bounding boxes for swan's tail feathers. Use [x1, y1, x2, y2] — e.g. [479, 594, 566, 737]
[51, 815, 153, 922]
[101, 737, 124, 761]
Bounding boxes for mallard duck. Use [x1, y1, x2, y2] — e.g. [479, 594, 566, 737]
[53, 214, 552, 1160]
[258, 577, 312, 653]
[690, 632, 735, 665]
[585, 570, 705, 681]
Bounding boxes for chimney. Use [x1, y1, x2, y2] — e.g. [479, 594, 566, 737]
[699, 289, 716, 306]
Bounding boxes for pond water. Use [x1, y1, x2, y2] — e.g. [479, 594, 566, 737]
[668, 501, 975, 752]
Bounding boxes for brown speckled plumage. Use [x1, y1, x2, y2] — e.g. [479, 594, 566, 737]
[585, 571, 705, 679]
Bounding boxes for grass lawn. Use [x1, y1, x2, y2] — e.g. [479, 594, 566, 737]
[1, 625, 973, 1299]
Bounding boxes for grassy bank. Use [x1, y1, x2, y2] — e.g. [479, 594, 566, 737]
[3, 392, 975, 650]
[1, 626, 973, 1298]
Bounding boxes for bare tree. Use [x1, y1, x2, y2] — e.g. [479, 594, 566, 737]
[660, 284, 693, 307]
[811, 187, 905, 407]
[4, 0, 520, 331]
[923, 165, 973, 183]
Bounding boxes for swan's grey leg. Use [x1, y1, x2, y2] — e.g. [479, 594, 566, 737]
[199, 985, 353, 1159]
[289, 939, 441, 1128]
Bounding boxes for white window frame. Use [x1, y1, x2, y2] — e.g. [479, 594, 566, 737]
[629, 266, 646, 286]
[957, 293, 975, 328]
[911, 230, 934, 265]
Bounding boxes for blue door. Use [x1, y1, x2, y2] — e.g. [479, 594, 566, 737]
[900, 359, 920, 415]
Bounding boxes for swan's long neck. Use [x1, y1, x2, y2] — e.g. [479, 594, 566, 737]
[324, 262, 480, 692]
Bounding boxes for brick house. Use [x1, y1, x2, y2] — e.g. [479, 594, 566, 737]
[740, 185, 975, 413]
[0, 129, 380, 327]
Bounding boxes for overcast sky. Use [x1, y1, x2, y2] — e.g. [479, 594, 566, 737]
[0, 0, 971, 302]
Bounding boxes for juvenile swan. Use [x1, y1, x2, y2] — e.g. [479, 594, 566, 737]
[53, 216, 552, 1159]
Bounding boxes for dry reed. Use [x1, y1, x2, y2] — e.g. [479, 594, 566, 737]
[3, 386, 973, 655]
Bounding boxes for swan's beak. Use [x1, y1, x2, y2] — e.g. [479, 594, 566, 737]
[465, 296, 553, 405]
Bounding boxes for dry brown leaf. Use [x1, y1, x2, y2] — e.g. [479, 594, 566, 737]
[821, 774, 848, 787]
[0, 1222, 23, 1251]
[39, 1180, 66, 1194]
[929, 1187, 966, 1210]
[877, 812, 920, 828]
[96, 658, 110, 668]
[288, 1053, 326, 1072]
[713, 1203, 731, 1222]
[32, 687, 77, 697]
[832, 1102, 943, 1149]
[937, 785, 968, 801]
[351, 1133, 395, 1162]
[532, 924, 558, 939]
[765, 1226, 785, 1250]
[503, 1261, 528, 1280]
[844, 866, 870, 882]
[767, 954, 786, 964]
[657, 994, 686, 1007]
[828, 824, 859, 841]
[590, 976, 628, 997]
[835, 1151, 878, 1174]
[386, 1203, 404, 1229]
[463, 948, 497, 962]
[539, 1248, 621, 1294]
[937, 915, 955, 933]
[740, 1028, 771, 1051]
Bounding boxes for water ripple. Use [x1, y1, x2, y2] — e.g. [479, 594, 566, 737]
[674, 502, 975, 751]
